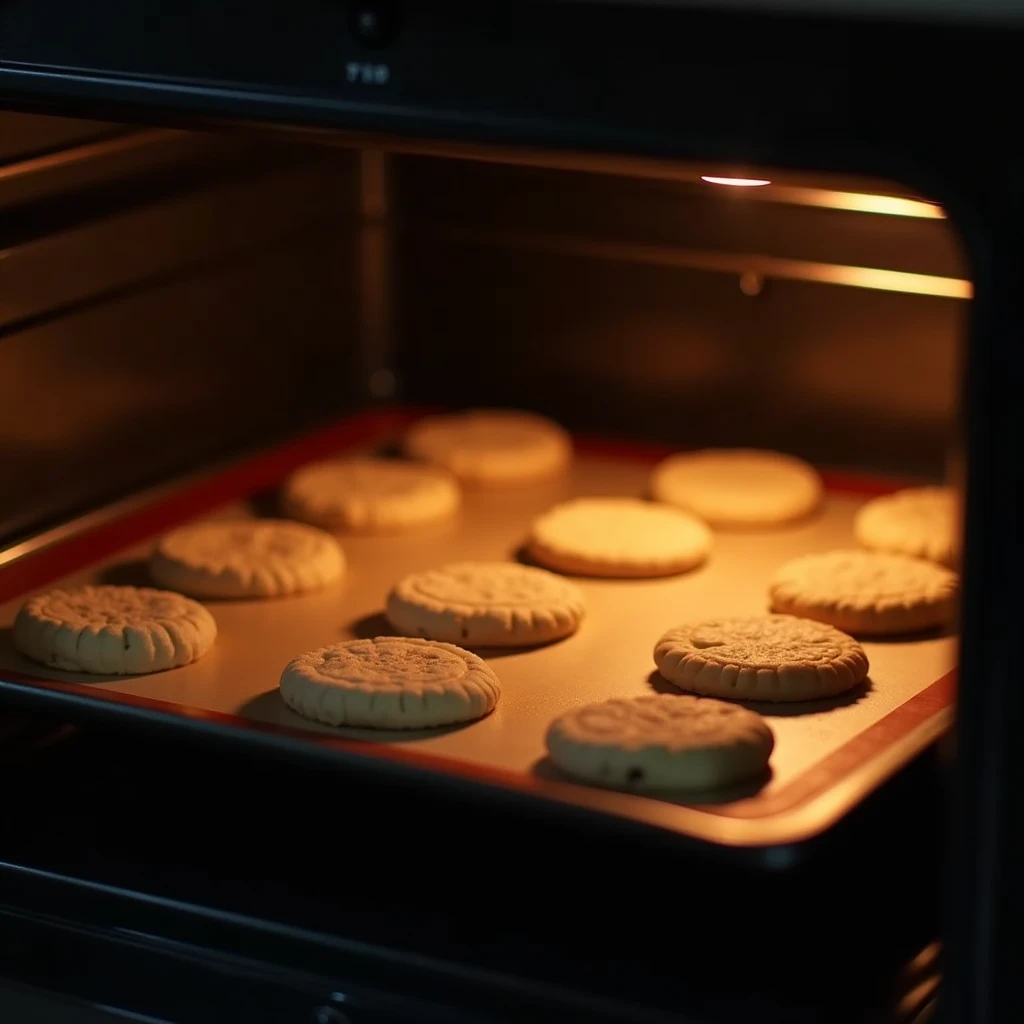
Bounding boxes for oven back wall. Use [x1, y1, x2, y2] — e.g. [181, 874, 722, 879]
[0, 115, 364, 544]
[395, 156, 967, 480]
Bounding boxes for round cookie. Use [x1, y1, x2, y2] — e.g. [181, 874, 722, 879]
[14, 585, 216, 675]
[854, 486, 958, 567]
[280, 637, 500, 729]
[405, 409, 571, 486]
[769, 549, 957, 636]
[283, 457, 459, 533]
[546, 694, 774, 792]
[654, 614, 868, 702]
[151, 519, 345, 599]
[650, 449, 823, 527]
[527, 497, 711, 578]
[387, 561, 585, 647]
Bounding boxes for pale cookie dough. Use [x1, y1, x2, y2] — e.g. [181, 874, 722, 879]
[13, 585, 216, 675]
[405, 409, 571, 486]
[283, 457, 459, 533]
[654, 614, 868, 702]
[854, 486, 958, 567]
[279, 637, 500, 729]
[527, 497, 712, 578]
[387, 561, 585, 647]
[151, 519, 344, 599]
[769, 549, 958, 636]
[650, 449, 823, 527]
[546, 694, 774, 792]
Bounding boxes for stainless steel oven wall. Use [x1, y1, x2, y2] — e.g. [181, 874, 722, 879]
[395, 155, 967, 480]
[0, 115, 365, 544]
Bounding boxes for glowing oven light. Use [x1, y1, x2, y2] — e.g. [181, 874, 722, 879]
[700, 175, 772, 187]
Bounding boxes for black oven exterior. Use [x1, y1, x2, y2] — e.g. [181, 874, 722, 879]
[0, 3, 1021, 1022]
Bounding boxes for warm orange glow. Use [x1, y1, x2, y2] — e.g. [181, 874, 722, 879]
[769, 187, 945, 220]
[443, 227, 973, 301]
[701, 175, 772, 187]
[699, 177, 943, 220]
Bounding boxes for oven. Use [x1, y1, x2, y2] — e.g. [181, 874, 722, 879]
[0, 2, 1018, 1022]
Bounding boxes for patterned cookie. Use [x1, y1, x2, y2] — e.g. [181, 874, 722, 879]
[386, 561, 585, 647]
[527, 497, 712, 577]
[769, 549, 958, 636]
[546, 694, 774, 792]
[14, 585, 217, 675]
[151, 519, 345, 599]
[854, 486, 958, 567]
[405, 409, 571, 486]
[650, 449, 823, 527]
[283, 457, 460, 533]
[279, 637, 500, 729]
[654, 614, 868, 702]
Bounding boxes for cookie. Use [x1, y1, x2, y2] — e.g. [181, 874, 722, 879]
[527, 497, 711, 577]
[283, 457, 459, 533]
[854, 486, 958, 567]
[151, 519, 345, 599]
[405, 409, 571, 486]
[387, 561, 585, 647]
[650, 449, 823, 527]
[279, 637, 500, 729]
[13, 585, 216, 675]
[546, 694, 774, 792]
[654, 614, 868, 702]
[769, 549, 957, 636]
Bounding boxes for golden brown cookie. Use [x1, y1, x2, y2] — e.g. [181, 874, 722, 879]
[387, 561, 585, 647]
[527, 497, 711, 577]
[280, 637, 500, 729]
[650, 449, 822, 527]
[853, 486, 958, 567]
[151, 519, 344, 598]
[14, 585, 217, 675]
[654, 614, 868, 702]
[283, 457, 459, 533]
[769, 549, 957, 635]
[405, 409, 571, 486]
[546, 694, 774, 792]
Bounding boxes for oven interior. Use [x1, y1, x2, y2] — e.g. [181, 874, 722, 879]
[0, 116, 966, 539]
[0, 111, 965, 1021]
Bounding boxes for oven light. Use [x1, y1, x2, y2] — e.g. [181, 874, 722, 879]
[700, 175, 772, 187]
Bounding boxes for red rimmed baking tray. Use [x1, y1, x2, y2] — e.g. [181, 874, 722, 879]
[0, 407, 956, 854]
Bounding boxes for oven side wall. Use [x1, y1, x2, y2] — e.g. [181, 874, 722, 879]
[0, 116, 366, 544]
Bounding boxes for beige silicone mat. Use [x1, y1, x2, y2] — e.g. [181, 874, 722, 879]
[0, 447, 956, 849]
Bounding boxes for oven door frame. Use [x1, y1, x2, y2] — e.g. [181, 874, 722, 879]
[1, 4, 1021, 1021]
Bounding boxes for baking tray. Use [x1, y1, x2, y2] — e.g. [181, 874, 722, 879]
[0, 408, 956, 853]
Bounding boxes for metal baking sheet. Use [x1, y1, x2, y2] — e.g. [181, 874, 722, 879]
[0, 410, 956, 850]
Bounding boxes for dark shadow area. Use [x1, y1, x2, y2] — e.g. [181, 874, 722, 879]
[531, 754, 773, 806]
[512, 543, 541, 569]
[646, 669, 873, 716]
[98, 559, 154, 587]
[646, 668, 684, 696]
[374, 439, 405, 458]
[473, 643, 548, 660]
[862, 625, 954, 645]
[347, 611, 400, 640]
[237, 688, 470, 743]
[247, 487, 283, 519]
[743, 678, 874, 717]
